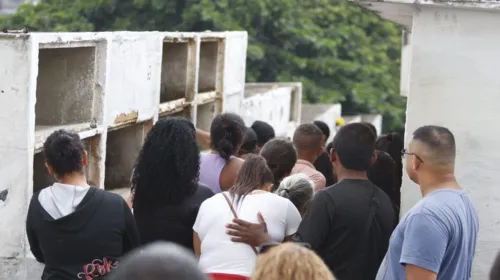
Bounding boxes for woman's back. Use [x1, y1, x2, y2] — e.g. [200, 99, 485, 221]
[135, 184, 213, 250]
[194, 192, 301, 277]
[199, 153, 231, 193]
[27, 187, 139, 279]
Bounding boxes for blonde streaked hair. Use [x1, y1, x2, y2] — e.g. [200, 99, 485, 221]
[251, 243, 335, 280]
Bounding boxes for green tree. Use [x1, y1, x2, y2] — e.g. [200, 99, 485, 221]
[0, 0, 405, 133]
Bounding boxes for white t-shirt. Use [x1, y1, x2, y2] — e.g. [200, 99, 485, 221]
[193, 191, 302, 277]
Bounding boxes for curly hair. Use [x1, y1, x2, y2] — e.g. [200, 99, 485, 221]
[132, 117, 200, 209]
[43, 129, 85, 178]
[210, 113, 246, 161]
[251, 243, 335, 280]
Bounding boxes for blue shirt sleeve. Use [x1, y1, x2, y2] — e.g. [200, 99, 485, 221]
[400, 213, 448, 273]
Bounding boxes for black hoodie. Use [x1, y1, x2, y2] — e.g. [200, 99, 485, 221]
[26, 187, 140, 280]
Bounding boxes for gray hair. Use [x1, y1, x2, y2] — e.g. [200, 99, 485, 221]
[275, 173, 314, 213]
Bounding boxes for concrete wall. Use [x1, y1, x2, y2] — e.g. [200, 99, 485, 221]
[0, 31, 251, 279]
[301, 103, 342, 143]
[242, 83, 302, 138]
[402, 6, 500, 278]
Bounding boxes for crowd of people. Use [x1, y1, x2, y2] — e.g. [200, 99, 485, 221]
[26, 112, 490, 280]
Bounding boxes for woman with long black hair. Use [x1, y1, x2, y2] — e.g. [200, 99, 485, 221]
[132, 117, 214, 252]
[193, 155, 302, 280]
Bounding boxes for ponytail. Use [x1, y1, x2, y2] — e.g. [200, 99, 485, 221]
[217, 138, 235, 161]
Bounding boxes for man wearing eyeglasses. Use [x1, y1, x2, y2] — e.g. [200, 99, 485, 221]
[376, 125, 478, 280]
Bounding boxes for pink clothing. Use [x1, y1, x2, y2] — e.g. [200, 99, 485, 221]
[291, 159, 326, 191]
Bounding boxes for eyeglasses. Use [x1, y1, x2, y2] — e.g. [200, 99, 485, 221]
[259, 242, 311, 254]
[401, 149, 424, 163]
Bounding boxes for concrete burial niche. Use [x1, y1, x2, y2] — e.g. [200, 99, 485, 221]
[198, 41, 219, 93]
[104, 121, 153, 192]
[196, 102, 220, 132]
[35, 47, 96, 128]
[160, 41, 189, 103]
[33, 135, 101, 191]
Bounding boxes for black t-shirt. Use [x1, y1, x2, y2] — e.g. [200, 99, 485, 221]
[134, 184, 214, 251]
[314, 151, 336, 186]
[294, 179, 395, 280]
[26, 187, 140, 280]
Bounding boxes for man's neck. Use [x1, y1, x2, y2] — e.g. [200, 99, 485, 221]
[297, 152, 316, 165]
[58, 173, 88, 187]
[419, 173, 460, 197]
[336, 168, 368, 182]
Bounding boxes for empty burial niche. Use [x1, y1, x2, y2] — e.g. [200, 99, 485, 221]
[105, 121, 152, 192]
[33, 152, 55, 192]
[198, 41, 219, 93]
[36, 47, 96, 128]
[197, 102, 219, 132]
[161, 42, 189, 103]
[33, 137, 96, 191]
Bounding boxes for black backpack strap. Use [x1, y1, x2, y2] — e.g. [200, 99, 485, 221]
[352, 184, 380, 262]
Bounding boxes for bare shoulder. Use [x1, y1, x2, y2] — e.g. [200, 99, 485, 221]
[219, 157, 245, 191]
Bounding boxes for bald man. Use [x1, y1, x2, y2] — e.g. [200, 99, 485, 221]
[109, 242, 207, 280]
[376, 125, 478, 280]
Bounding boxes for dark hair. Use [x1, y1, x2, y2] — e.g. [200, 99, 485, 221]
[260, 138, 297, 184]
[412, 125, 456, 161]
[43, 130, 85, 178]
[211, 113, 246, 161]
[239, 127, 258, 156]
[229, 154, 274, 203]
[362, 122, 377, 137]
[368, 151, 397, 202]
[313, 120, 330, 140]
[251, 121, 275, 146]
[109, 242, 206, 280]
[276, 174, 314, 214]
[332, 123, 376, 171]
[376, 132, 404, 210]
[132, 117, 199, 209]
[293, 124, 324, 152]
[326, 141, 334, 154]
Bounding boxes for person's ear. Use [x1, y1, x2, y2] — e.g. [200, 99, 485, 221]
[265, 183, 274, 192]
[371, 152, 377, 165]
[82, 150, 88, 167]
[330, 149, 337, 164]
[44, 161, 55, 177]
[412, 156, 421, 171]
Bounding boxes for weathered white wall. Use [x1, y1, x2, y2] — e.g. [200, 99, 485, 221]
[242, 83, 302, 137]
[0, 35, 39, 279]
[402, 6, 500, 278]
[0, 31, 254, 279]
[106, 32, 162, 124]
[0, 31, 301, 279]
[221, 32, 248, 113]
[301, 103, 342, 143]
[400, 30, 411, 97]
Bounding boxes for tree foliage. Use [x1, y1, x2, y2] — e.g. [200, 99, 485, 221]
[0, 0, 406, 133]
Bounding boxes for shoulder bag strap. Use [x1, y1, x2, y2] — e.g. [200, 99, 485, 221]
[222, 192, 259, 255]
[351, 184, 380, 264]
